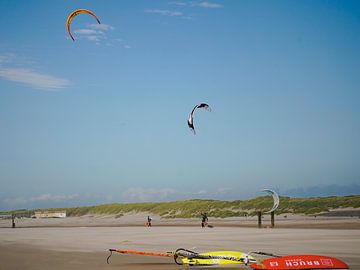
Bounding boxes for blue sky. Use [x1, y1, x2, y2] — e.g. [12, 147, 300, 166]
[1, 0, 360, 210]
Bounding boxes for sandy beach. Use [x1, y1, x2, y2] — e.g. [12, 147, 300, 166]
[2, 211, 360, 229]
[1, 215, 360, 269]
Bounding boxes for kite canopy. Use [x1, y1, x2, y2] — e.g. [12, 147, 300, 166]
[187, 103, 212, 135]
[66, 9, 101, 41]
[261, 189, 279, 213]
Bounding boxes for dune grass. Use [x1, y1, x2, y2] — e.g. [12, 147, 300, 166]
[68, 194, 360, 217]
[2, 195, 360, 218]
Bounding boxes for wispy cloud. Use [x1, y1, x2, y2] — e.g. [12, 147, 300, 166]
[72, 23, 130, 48]
[0, 67, 70, 90]
[169, 1, 223, 8]
[0, 193, 116, 211]
[121, 187, 177, 202]
[118, 187, 238, 204]
[73, 23, 115, 43]
[89, 23, 115, 31]
[214, 187, 233, 195]
[196, 190, 207, 195]
[113, 38, 132, 49]
[284, 183, 360, 198]
[145, 9, 184, 17]
[193, 1, 223, 8]
[0, 53, 70, 91]
[170, 1, 187, 6]
[150, 1, 223, 19]
[120, 187, 237, 202]
[74, 29, 99, 35]
[74, 24, 107, 43]
[0, 52, 16, 64]
[3, 193, 79, 207]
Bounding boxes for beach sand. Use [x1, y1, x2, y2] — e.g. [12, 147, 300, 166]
[1, 211, 360, 229]
[1, 223, 360, 270]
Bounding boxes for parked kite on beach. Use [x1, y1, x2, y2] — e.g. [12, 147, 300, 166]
[250, 254, 349, 269]
[107, 248, 256, 266]
[66, 9, 101, 41]
[106, 248, 349, 269]
[187, 103, 212, 135]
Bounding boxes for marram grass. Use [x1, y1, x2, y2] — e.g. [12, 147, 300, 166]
[2, 195, 360, 218]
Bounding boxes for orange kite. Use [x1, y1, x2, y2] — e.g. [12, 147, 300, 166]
[66, 9, 101, 41]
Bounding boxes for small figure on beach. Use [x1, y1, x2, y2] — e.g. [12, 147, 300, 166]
[201, 212, 208, 228]
[146, 216, 152, 227]
[11, 213, 16, 228]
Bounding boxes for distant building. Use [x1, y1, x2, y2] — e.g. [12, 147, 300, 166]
[34, 210, 66, 218]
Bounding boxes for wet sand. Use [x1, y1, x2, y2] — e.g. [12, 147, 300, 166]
[1, 226, 359, 269]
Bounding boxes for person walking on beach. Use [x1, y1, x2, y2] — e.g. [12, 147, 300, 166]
[11, 213, 16, 228]
[146, 216, 152, 227]
[201, 212, 208, 228]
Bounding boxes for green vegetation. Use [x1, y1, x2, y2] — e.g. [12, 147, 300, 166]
[1, 195, 360, 218]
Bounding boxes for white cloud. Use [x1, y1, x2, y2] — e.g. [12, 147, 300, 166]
[194, 1, 223, 8]
[89, 23, 115, 31]
[87, 35, 102, 42]
[214, 187, 232, 195]
[170, 1, 187, 6]
[0, 53, 70, 91]
[153, 1, 222, 20]
[114, 39, 132, 50]
[33, 193, 79, 202]
[3, 193, 79, 207]
[145, 9, 184, 17]
[0, 186, 250, 211]
[72, 23, 115, 43]
[169, 1, 224, 8]
[121, 187, 176, 202]
[0, 67, 70, 90]
[74, 29, 99, 35]
[74, 29, 104, 42]
[0, 53, 16, 64]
